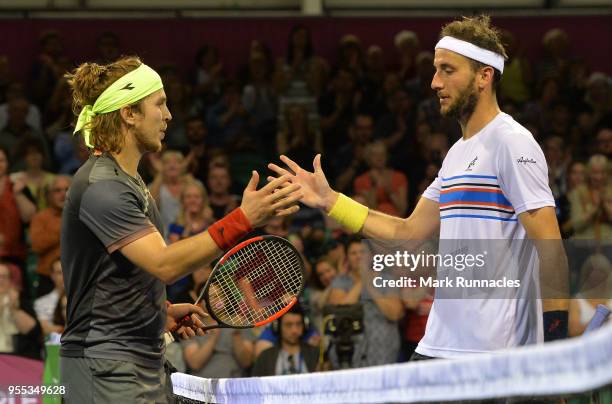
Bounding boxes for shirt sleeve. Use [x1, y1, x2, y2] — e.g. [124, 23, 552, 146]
[496, 134, 555, 215]
[79, 180, 157, 253]
[422, 175, 441, 203]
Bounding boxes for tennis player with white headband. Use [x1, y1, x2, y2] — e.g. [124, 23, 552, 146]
[270, 15, 569, 361]
[60, 57, 302, 403]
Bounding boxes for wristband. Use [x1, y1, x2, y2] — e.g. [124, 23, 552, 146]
[208, 207, 253, 250]
[328, 193, 369, 233]
[543, 310, 568, 341]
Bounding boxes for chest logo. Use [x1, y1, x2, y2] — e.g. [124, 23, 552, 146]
[466, 156, 478, 171]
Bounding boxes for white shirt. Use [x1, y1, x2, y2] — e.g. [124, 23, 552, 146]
[417, 112, 555, 358]
[34, 289, 60, 323]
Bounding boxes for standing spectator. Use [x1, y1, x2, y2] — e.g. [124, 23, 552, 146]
[374, 87, 416, 167]
[95, 31, 121, 64]
[34, 258, 64, 336]
[318, 68, 361, 152]
[183, 115, 209, 184]
[252, 306, 319, 376]
[334, 113, 374, 194]
[394, 30, 420, 82]
[243, 50, 277, 148]
[0, 261, 41, 359]
[537, 28, 572, 84]
[10, 137, 55, 210]
[207, 164, 239, 221]
[30, 175, 70, 295]
[148, 150, 197, 236]
[0, 145, 35, 268]
[498, 29, 533, 106]
[30, 30, 66, 109]
[206, 81, 248, 148]
[327, 237, 404, 367]
[336, 34, 365, 78]
[192, 44, 224, 110]
[354, 141, 408, 217]
[277, 104, 321, 170]
[274, 25, 327, 144]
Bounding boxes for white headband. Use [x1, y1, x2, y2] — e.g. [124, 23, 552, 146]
[435, 36, 505, 74]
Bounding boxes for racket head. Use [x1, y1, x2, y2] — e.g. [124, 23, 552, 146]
[199, 235, 305, 329]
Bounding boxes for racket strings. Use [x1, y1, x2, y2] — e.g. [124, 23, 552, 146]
[209, 239, 303, 327]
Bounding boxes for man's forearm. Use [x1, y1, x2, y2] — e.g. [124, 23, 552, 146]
[157, 231, 222, 284]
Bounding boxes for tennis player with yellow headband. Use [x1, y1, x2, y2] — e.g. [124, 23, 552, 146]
[60, 57, 302, 402]
[271, 15, 569, 361]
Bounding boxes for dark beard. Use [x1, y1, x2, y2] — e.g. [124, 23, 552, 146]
[442, 77, 479, 123]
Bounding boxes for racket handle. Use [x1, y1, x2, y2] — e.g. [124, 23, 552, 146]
[169, 314, 192, 333]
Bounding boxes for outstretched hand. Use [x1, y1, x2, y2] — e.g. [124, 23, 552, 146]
[268, 154, 338, 213]
[239, 170, 303, 228]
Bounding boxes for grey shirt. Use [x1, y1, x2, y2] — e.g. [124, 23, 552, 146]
[60, 154, 166, 368]
[331, 273, 400, 367]
[184, 328, 254, 378]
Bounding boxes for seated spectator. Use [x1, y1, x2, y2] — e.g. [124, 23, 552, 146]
[558, 161, 586, 238]
[10, 137, 55, 210]
[373, 87, 416, 167]
[34, 258, 64, 336]
[207, 163, 240, 221]
[354, 141, 408, 217]
[168, 182, 214, 243]
[30, 175, 70, 295]
[167, 182, 214, 301]
[0, 145, 35, 268]
[569, 253, 612, 337]
[498, 29, 533, 106]
[569, 154, 612, 242]
[183, 115, 210, 184]
[254, 317, 320, 359]
[148, 149, 198, 237]
[309, 257, 339, 333]
[0, 82, 42, 132]
[0, 98, 46, 158]
[594, 127, 612, 160]
[0, 261, 42, 359]
[183, 326, 255, 378]
[252, 305, 319, 376]
[584, 72, 612, 129]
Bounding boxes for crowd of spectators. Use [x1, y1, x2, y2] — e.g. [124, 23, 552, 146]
[0, 24, 610, 377]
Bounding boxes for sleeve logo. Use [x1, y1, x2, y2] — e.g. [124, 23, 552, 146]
[516, 157, 537, 165]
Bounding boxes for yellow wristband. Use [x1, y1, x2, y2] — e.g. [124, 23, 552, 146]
[328, 193, 369, 233]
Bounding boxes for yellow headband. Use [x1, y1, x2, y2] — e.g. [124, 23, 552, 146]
[73, 63, 163, 148]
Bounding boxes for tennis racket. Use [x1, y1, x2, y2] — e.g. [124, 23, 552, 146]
[172, 235, 305, 332]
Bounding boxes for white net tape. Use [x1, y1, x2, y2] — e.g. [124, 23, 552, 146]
[172, 322, 612, 404]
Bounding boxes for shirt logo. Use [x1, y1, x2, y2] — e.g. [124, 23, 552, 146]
[466, 156, 478, 171]
[517, 157, 537, 165]
[121, 82, 135, 91]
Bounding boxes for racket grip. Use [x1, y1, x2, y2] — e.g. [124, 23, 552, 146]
[169, 314, 192, 333]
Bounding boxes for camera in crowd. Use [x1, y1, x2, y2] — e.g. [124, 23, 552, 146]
[323, 304, 364, 369]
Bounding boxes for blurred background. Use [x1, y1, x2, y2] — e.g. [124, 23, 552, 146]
[0, 0, 610, 388]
